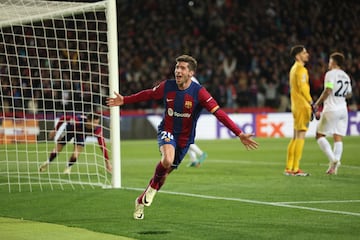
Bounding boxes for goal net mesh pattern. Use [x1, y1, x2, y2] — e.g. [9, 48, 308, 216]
[0, 0, 113, 192]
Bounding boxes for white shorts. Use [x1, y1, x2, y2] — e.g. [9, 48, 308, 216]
[316, 109, 348, 136]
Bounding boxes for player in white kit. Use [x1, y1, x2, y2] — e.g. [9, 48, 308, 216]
[313, 52, 352, 175]
[187, 76, 208, 167]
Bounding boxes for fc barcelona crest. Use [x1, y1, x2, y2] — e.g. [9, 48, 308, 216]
[185, 101, 192, 109]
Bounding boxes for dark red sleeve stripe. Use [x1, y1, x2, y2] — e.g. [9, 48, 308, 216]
[213, 109, 242, 136]
[124, 81, 165, 104]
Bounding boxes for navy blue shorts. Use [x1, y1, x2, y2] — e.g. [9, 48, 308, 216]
[58, 131, 85, 147]
[157, 131, 189, 169]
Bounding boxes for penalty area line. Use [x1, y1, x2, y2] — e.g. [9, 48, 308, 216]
[125, 187, 360, 217]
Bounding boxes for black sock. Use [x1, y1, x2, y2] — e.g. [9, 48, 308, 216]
[49, 152, 57, 162]
[68, 156, 77, 167]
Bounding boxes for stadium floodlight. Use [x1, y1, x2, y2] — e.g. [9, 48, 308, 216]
[0, 0, 121, 192]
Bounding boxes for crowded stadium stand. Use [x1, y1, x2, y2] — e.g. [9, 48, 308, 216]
[1, 0, 358, 117]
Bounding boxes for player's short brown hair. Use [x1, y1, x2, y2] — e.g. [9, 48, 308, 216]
[290, 45, 305, 59]
[176, 55, 197, 72]
[330, 52, 345, 68]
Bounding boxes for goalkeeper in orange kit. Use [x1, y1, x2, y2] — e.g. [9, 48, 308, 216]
[284, 45, 313, 176]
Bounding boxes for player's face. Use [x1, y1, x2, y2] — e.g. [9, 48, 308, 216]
[174, 61, 194, 87]
[298, 49, 309, 63]
[85, 119, 100, 130]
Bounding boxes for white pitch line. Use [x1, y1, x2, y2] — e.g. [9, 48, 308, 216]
[125, 187, 360, 217]
[3, 174, 359, 217]
[276, 200, 360, 204]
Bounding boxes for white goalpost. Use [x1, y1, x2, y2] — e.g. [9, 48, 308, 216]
[0, 0, 121, 192]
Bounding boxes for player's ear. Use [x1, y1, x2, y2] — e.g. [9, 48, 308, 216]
[189, 70, 194, 77]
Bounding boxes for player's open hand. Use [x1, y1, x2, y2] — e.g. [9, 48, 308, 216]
[238, 133, 258, 150]
[107, 92, 124, 107]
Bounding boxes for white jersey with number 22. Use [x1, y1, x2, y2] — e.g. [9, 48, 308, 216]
[323, 69, 352, 112]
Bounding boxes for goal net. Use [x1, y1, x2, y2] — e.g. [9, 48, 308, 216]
[0, 0, 120, 192]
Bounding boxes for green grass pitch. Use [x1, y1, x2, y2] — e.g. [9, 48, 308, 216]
[0, 137, 359, 240]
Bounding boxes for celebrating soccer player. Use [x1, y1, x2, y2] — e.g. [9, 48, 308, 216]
[284, 45, 312, 176]
[39, 114, 112, 174]
[313, 52, 352, 175]
[107, 54, 258, 220]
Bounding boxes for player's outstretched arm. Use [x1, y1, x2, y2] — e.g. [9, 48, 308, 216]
[107, 92, 124, 107]
[212, 108, 258, 150]
[238, 133, 258, 150]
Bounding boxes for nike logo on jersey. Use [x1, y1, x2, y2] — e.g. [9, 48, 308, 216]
[152, 84, 161, 91]
[166, 98, 174, 102]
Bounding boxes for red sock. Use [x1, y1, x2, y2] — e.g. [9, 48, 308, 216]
[157, 174, 168, 191]
[150, 161, 168, 189]
[137, 162, 169, 204]
[138, 162, 169, 204]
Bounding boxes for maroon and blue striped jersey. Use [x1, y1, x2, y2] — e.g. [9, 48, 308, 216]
[124, 79, 242, 148]
[55, 114, 109, 160]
